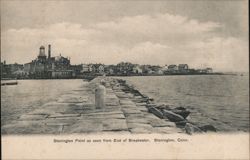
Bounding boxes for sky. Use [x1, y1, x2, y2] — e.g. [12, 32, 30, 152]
[1, 0, 249, 72]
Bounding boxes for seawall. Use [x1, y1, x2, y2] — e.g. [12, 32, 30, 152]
[2, 77, 216, 134]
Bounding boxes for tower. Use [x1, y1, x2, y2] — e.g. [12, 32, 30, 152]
[38, 45, 46, 61]
[48, 44, 51, 59]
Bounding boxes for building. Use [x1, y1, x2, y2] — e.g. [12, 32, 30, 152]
[24, 45, 73, 78]
[205, 68, 213, 73]
[105, 65, 117, 75]
[1, 61, 12, 78]
[116, 62, 134, 75]
[178, 64, 189, 73]
[162, 65, 168, 71]
[168, 65, 178, 73]
[70, 64, 82, 76]
[81, 64, 93, 73]
[132, 65, 142, 74]
[91, 64, 105, 74]
[50, 70, 74, 78]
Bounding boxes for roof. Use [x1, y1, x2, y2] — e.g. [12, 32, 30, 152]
[168, 65, 177, 68]
[178, 64, 188, 67]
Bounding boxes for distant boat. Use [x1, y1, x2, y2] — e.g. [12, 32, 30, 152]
[1, 79, 18, 86]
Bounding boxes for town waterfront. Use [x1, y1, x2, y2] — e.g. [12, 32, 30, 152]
[1, 75, 249, 132]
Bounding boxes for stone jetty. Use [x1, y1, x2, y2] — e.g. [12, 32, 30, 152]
[2, 77, 215, 134]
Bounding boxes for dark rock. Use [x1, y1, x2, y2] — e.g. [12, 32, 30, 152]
[146, 104, 157, 109]
[162, 109, 185, 122]
[171, 109, 191, 119]
[175, 120, 188, 127]
[148, 107, 164, 119]
[148, 98, 154, 101]
[185, 123, 203, 135]
[199, 125, 217, 132]
[155, 104, 171, 110]
[174, 106, 186, 110]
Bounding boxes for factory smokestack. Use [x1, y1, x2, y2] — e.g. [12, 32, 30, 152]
[48, 44, 51, 59]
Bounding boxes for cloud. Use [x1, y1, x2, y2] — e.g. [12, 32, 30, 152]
[94, 13, 221, 45]
[1, 13, 248, 72]
[96, 13, 221, 35]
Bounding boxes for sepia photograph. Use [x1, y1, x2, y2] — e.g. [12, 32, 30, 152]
[1, 0, 249, 159]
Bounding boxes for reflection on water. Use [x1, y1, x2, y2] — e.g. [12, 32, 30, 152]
[121, 75, 249, 132]
[1, 79, 84, 126]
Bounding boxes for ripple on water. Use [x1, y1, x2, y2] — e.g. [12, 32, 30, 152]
[121, 75, 249, 132]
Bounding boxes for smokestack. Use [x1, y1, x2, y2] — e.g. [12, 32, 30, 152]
[48, 44, 51, 59]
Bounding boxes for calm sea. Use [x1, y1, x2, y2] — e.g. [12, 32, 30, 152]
[1, 75, 249, 132]
[1, 79, 85, 126]
[121, 75, 249, 132]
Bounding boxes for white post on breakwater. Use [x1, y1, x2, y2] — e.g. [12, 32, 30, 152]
[95, 79, 106, 109]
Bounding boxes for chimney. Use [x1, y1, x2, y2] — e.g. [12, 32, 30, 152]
[48, 44, 51, 59]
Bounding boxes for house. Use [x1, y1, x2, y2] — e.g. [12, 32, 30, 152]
[13, 69, 27, 77]
[149, 65, 161, 72]
[157, 69, 164, 75]
[98, 64, 105, 73]
[116, 62, 134, 74]
[205, 68, 213, 73]
[162, 65, 168, 72]
[178, 64, 188, 70]
[81, 64, 92, 73]
[108, 68, 114, 75]
[105, 65, 116, 75]
[132, 65, 142, 74]
[10, 63, 24, 73]
[168, 65, 178, 73]
[91, 64, 105, 74]
[70, 65, 82, 76]
[178, 64, 189, 73]
[141, 65, 151, 74]
[148, 69, 155, 74]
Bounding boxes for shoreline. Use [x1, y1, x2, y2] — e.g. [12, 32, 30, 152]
[1, 73, 240, 81]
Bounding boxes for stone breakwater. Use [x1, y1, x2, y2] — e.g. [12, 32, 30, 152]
[1, 77, 216, 134]
[109, 78, 217, 135]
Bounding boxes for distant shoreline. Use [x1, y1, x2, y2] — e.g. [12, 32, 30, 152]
[1, 72, 241, 81]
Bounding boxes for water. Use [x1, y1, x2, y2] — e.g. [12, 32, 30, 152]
[1, 79, 84, 126]
[121, 75, 249, 132]
[1, 76, 249, 132]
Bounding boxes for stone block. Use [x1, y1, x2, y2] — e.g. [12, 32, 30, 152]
[19, 114, 47, 120]
[1, 121, 63, 134]
[127, 123, 153, 129]
[122, 108, 142, 114]
[63, 119, 103, 133]
[102, 119, 128, 131]
[148, 118, 176, 127]
[48, 113, 81, 118]
[126, 118, 149, 124]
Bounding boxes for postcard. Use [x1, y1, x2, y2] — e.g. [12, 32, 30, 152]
[1, 0, 249, 159]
